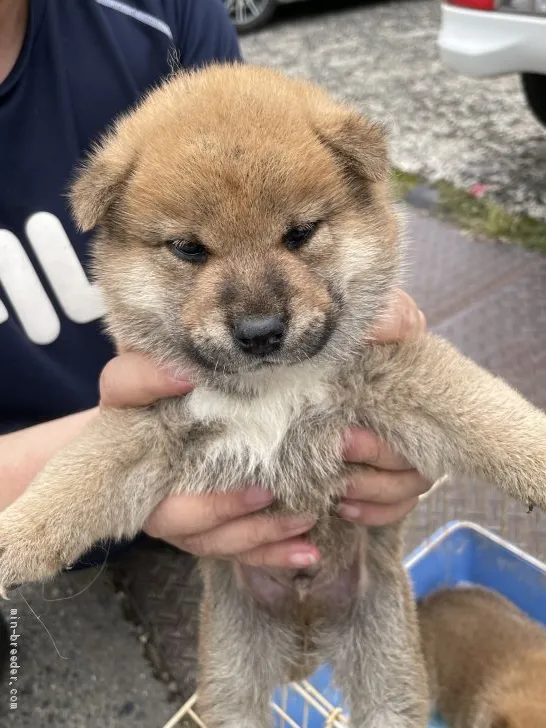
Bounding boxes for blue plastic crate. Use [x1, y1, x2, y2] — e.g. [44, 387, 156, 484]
[272, 520, 546, 727]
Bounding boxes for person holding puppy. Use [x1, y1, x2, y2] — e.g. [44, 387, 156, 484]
[0, 0, 431, 571]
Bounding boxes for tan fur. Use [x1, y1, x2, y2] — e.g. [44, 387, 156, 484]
[1, 64, 546, 727]
[419, 587, 546, 728]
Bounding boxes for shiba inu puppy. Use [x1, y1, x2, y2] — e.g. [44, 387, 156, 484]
[1, 65, 546, 727]
[419, 586, 546, 728]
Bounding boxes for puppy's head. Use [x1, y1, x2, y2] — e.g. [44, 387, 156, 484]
[71, 65, 399, 380]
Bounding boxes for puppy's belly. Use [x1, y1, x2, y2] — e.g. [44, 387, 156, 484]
[236, 552, 366, 622]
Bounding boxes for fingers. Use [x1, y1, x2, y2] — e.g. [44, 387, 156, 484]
[99, 352, 194, 409]
[144, 488, 274, 540]
[338, 497, 420, 527]
[144, 489, 318, 566]
[343, 468, 431, 505]
[164, 513, 316, 561]
[235, 538, 321, 569]
[343, 428, 412, 470]
[371, 289, 426, 343]
[340, 430, 433, 526]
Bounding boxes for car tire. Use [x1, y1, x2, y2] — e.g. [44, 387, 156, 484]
[521, 73, 546, 128]
[223, 0, 277, 34]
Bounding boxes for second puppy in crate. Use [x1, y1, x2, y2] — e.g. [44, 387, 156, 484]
[0, 65, 546, 727]
[419, 586, 546, 728]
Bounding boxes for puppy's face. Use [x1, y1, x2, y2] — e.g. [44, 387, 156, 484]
[71, 66, 398, 379]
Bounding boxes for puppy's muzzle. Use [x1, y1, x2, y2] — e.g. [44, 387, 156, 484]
[233, 315, 286, 356]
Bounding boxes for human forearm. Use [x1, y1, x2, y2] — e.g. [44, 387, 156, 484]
[0, 407, 98, 510]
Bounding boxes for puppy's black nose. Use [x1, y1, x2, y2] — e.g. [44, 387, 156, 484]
[233, 315, 286, 356]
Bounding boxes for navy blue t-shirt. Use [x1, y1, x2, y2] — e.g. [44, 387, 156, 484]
[0, 0, 241, 434]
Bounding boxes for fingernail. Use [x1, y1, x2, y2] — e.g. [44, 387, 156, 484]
[338, 503, 361, 520]
[289, 551, 319, 567]
[418, 310, 426, 330]
[243, 487, 274, 507]
[163, 366, 194, 383]
[285, 516, 316, 531]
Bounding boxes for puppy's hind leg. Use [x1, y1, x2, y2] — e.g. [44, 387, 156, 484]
[198, 561, 296, 728]
[321, 528, 428, 728]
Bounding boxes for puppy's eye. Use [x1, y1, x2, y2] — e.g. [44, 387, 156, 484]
[283, 222, 319, 251]
[168, 239, 208, 263]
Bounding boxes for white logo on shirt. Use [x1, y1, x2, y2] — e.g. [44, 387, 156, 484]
[0, 213, 106, 345]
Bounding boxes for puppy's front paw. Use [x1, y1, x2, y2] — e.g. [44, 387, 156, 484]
[511, 443, 546, 513]
[0, 510, 76, 596]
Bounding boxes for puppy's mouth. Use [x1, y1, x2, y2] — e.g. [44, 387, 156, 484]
[183, 317, 338, 376]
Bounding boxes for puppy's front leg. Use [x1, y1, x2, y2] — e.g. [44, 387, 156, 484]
[362, 335, 546, 511]
[0, 408, 174, 593]
[322, 527, 428, 728]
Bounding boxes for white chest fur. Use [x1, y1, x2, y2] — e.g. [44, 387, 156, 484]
[187, 366, 333, 471]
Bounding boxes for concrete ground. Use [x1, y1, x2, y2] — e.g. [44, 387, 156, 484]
[241, 0, 546, 220]
[0, 569, 177, 728]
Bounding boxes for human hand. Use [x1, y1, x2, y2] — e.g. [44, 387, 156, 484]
[339, 289, 431, 526]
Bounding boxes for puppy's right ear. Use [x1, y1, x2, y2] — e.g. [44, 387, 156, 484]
[311, 102, 389, 187]
[69, 121, 136, 233]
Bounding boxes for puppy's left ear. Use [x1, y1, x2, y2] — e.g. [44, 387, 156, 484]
[69, 119, 136, 232]
[314, 107, 389, 186]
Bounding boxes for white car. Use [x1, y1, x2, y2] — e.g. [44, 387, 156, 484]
[223, 0, 309, 34]
[439, 0, 546, 127]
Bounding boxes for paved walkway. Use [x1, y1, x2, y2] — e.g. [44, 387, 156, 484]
[402, 213, 546, 555]
[4, 209, 545, 726]
[1, 569, 175, 728]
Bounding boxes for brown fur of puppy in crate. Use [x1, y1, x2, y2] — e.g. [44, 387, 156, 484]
[1, 65, 546, 727]
[419, 586, 546, 728]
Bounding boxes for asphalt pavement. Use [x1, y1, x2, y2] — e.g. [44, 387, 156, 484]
[0, 570, 176, 728]
[241, 0, 546, 220]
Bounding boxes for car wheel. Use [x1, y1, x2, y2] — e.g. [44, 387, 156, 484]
[223, 0, 277, 34]
[521, 73, 546, 128]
